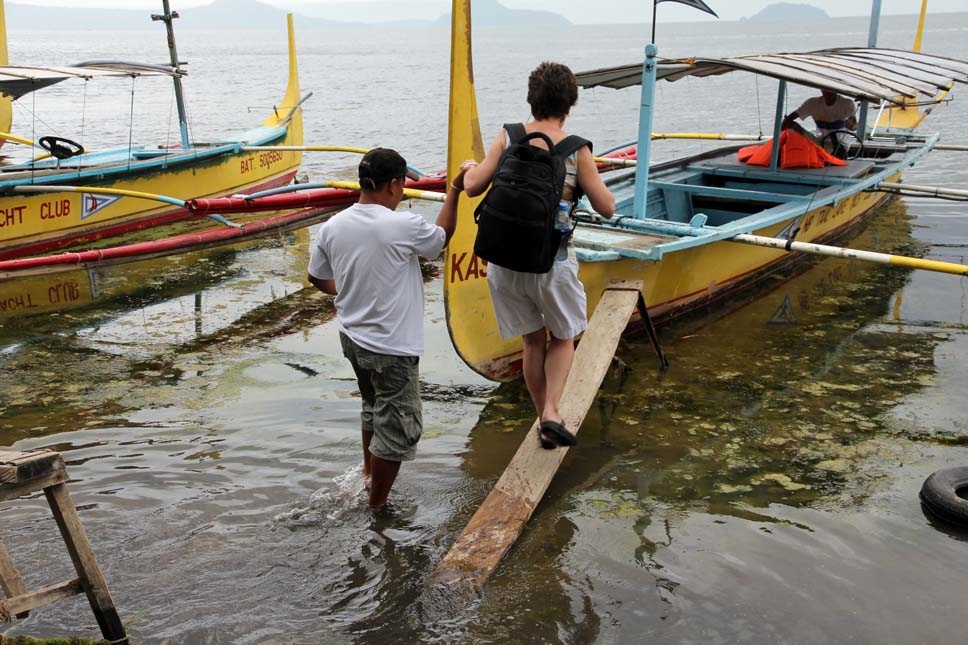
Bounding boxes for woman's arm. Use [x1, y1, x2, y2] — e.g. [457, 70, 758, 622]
[576, 146, 615, 219]
[462, 131, 506, 197]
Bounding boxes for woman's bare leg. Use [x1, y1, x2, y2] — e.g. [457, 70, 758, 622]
[541, 334, 575, 425]
[521, 328, 549, 417]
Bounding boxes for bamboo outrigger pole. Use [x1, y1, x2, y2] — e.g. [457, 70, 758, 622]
[878, 181, 968, 201]
[731, 233, 968, 276]
[242, 145, 370, 155]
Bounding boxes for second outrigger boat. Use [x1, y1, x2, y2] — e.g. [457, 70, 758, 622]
[443, 0, 968, 381]
[0, 0, 306, 261]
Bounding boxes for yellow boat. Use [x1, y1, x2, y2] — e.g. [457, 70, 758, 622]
[0, 0, 305, 260]
[443, 0, 968, 382]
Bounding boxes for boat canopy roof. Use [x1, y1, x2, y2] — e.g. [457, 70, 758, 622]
[576, 48, 968, 105]
[0, 62, 183, 100]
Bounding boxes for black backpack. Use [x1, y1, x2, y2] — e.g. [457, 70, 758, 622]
[473, 123, 591, 273]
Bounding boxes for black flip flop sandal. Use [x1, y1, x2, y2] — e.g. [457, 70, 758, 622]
[538, 425, 557, 450]
[539, 420, 577, 447]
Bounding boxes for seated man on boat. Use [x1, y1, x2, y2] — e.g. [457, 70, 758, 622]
[307, 148, 467, 511]
[782, 89, 858, 157]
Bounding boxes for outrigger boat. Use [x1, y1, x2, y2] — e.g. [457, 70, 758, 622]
[443, 0, 968, 382]
[0, 0, 307, 261]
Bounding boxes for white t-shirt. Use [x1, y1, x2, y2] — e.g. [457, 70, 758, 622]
[308, 202, 446, 356]
[795, 95, 856, 137]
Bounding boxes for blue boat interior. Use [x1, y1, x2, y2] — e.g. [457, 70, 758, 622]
[573, 136, 926, 264]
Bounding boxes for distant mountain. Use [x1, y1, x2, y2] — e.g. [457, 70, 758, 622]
[6, 0, 568, 30]
[6, 0, 362, 30]
[436, 0, 570, 27]
[746, 3, 830, 22]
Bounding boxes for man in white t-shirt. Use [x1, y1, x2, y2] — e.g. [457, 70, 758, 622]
[783, 90, 858, 154]
[307, 148, 465, 510]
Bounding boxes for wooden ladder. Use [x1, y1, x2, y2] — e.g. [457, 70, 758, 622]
[1, 449, 128, 644]
[432, 280, 647, 588]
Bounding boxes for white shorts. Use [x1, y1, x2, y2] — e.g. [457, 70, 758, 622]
[487, 254, 588, 340]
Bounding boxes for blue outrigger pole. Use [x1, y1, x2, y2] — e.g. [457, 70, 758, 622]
[632, 43, 659, 219]
[636, 0, 720, 218]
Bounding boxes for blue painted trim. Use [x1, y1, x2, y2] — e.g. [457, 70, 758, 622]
[650, 180, 808, 203]
[0, 125, 288, 193]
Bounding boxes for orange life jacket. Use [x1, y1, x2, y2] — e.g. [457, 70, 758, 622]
[738, 129, 847, 169]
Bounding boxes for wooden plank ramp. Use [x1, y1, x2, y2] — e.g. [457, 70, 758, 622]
[432, 280, 643, 589]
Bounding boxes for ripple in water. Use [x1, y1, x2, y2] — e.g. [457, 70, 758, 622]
[272, 463, 369, 527]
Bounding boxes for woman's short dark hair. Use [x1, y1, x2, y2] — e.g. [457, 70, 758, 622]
[527, 62, 578, 121]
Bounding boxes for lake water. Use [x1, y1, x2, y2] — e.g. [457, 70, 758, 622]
[2, 10, 968, 644]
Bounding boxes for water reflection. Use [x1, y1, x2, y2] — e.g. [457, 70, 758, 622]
[431, 200, 964, 643]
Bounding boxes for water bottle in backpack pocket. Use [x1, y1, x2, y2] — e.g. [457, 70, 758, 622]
[555, 201, 572, 261]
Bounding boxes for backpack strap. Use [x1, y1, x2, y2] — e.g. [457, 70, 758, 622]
[503, 122, 527, 144]
[554, 135, 592, 203]
[554, 135, 592, 157]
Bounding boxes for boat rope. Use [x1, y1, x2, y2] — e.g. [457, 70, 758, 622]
[754, 74, 763, 138]
[127, 75, 136, 171]
[166, 84, 176, 160]
[80, 80, 88, 156]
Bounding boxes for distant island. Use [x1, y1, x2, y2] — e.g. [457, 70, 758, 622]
[5, 0, 569, 30]
[436, 0, 569, 27]
[746, 3, 830, 22]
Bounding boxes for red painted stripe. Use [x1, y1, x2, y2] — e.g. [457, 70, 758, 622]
[0, 171, 298, 261]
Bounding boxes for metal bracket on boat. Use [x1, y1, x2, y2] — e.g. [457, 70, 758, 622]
[688, 213, 708, 228]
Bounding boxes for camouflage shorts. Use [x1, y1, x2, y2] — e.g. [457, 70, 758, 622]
[339, 332, 423, 462]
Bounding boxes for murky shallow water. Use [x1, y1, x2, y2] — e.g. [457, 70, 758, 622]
[3, 13, 968, 645]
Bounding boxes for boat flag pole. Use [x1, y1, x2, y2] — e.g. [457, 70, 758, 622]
[152, 0, 190, 149]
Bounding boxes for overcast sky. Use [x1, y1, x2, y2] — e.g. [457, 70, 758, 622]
[9, 1, 965, 24]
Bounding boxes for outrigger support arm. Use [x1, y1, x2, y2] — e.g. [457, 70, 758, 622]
[152, 0, 190, 150]
[633, 43, 659, 219]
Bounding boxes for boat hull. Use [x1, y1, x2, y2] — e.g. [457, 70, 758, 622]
[0, 145, 301, 260]
[0, 13, 305, 260]
[449, 171, 898, 381]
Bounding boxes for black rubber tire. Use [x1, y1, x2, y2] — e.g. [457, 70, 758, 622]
[920, 466, 968, 527]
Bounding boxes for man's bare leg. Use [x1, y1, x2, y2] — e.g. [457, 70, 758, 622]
[368, 455, 402, 509]
[362, 430, 374, 490]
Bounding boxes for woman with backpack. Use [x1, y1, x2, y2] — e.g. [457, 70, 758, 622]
[461, 61, 615, 449]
